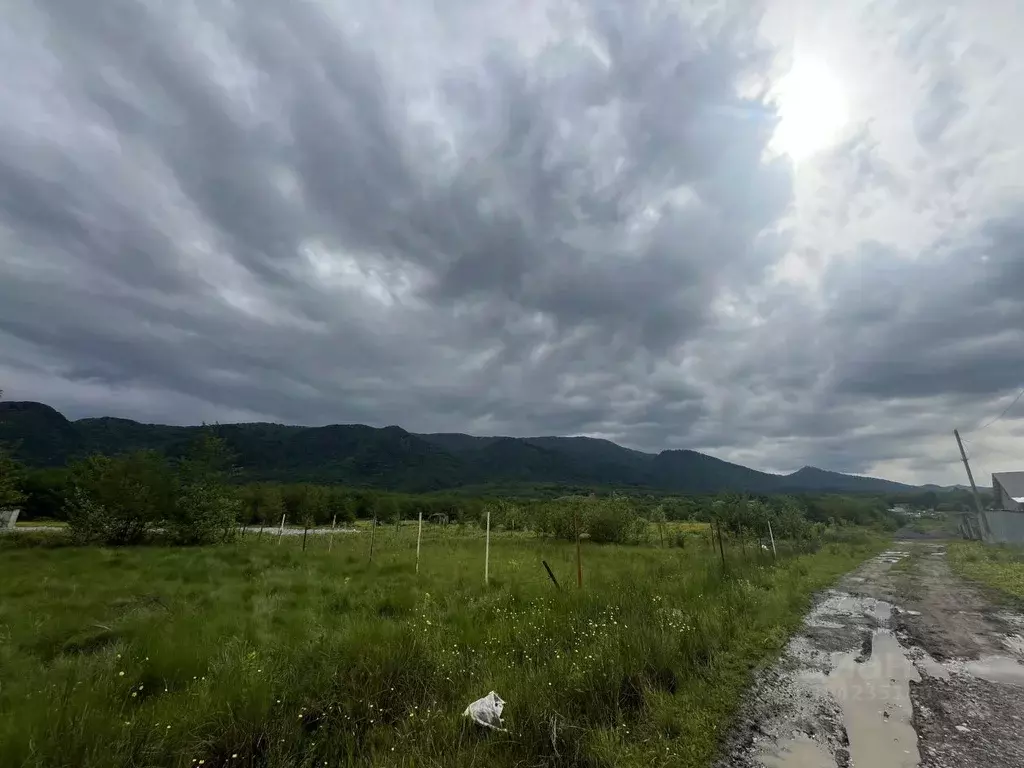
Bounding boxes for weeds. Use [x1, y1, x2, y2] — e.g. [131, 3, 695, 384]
[0, 528, 885, 767]
[948, 541, 1024, 602]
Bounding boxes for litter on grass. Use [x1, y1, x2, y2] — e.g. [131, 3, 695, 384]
[463, 691, 507, 731]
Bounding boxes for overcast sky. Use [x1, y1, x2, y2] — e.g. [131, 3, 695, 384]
[1, 0, 1022, 485]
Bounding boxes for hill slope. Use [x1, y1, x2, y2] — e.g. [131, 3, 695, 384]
[0, 401, 918, 494]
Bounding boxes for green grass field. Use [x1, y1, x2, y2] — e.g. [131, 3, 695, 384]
[948, 541, 1024, 601]
[0, 527, 885, 768]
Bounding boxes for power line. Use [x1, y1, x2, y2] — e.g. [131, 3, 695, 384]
[961, 434, 1019, 465]
[972, 386, 1024, 433]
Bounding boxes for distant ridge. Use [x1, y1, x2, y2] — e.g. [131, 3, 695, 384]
[0, 401, 920, 494]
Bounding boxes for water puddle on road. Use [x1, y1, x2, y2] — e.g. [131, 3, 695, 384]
[760, 733, 836, 768]
[828, 631, 920, 768]
[914, 654, 950, 681]
[761, 629, 921, 768]
[962, 655, 1024, 686]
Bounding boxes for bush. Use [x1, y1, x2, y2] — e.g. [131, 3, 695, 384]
[18, 468, 70, 521]
[534, 497, 584, 540]
[587, 496, 647, 544]
[64, 452, 174, 545]
[165, 433, 241, 545]
[64, 434, 241, 547]
[0, 446, 26, 509]
[164, 481, 241, 545]
[533, 496, 647, 545]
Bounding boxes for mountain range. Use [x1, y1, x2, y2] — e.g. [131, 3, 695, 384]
[0, 401, 920, 495]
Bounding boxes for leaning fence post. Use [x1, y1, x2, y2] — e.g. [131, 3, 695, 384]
[302, 520, 309, 552]
[278, 514, 286, 545]
[369, 513, 377, 563]
[416, 511, 423, 574]
[767, 519, 777, 561]
[542, 560, 561, 589]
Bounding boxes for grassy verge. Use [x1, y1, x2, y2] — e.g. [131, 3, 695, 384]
[0, 528, 885, 768]
[14, 519, 68, 528]
[948, 541, 1024, 601]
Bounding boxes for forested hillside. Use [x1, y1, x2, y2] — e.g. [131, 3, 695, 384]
[0, 401, 918, 494]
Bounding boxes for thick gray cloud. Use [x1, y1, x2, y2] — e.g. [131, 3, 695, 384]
[1, 0, 1023, 485]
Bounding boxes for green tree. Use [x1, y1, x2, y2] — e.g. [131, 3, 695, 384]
[241, 483, 283, 528]
[304, 485, 329, 526]
[280, 484, 309, 523]
[373, 495, 398, 525]
[327, 488, 356, 524]
[166, 433, 240, 545]
[0, 446, 26, 510]
[64, 451, 174, 545]
[587, 495, 646, 544]
[18, 468, 70, 520]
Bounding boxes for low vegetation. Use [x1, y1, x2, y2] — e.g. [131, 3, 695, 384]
[0, 525, 887, 768]
[948, 541, 1024, 601]
[0, 420, 910, 766]
[60, 435, 240, 546]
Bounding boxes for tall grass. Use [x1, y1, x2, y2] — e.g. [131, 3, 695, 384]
[948, 540, 1024, 601]
[0, 527, 885, 767]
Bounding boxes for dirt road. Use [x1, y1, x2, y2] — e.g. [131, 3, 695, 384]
[718, 540, 1024, 768]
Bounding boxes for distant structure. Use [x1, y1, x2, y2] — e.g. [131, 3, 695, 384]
[0, 508, 19, 530]
[963, 472, 1024, 544]
[992, 472, 1024, 512]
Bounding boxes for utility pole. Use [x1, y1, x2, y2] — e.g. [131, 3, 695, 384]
[954, 429, 987, 520]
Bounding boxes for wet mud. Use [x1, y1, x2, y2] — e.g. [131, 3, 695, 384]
[718, 544, 1024, 768]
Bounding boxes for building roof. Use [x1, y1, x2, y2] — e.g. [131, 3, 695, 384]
[993, 472, 1024, 500]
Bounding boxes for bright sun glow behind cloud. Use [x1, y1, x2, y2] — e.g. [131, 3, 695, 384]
[771, 55, 849, 162]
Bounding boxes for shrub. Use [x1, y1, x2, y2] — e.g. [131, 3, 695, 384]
[165, 433, 241, 545]
[164, 481, 241, 545]
[588, 496, 647, 544]
[533, 496, 647, 545]
[0, 446, 26, 509]
[64, 452, 174, 545]
[535, 497, 584, 540]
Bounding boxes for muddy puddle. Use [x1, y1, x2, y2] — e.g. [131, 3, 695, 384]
[825, 631, 920, 768]
[760, 733, 835, 768]
[959, 655, 1024, 686]
[762, 627, 921, 768]
[734, 547, 1024, 768]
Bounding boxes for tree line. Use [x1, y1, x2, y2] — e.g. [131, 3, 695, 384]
[1, 432, 910, 547]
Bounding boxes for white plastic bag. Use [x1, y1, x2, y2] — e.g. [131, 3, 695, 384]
[463, 691, 507, 731]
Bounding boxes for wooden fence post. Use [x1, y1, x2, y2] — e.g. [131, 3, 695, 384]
[542, 560, 561, 589]
[575, 505, 583, 589]
[484, 506, 491, 585]
[715, 519, 726, 574]
[416, 511, 423, 575]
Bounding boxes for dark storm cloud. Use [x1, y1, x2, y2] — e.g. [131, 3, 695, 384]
[826, 216, 1024, 400]
[1, 0, 1022, 485]
[0, 0, 786, 439]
